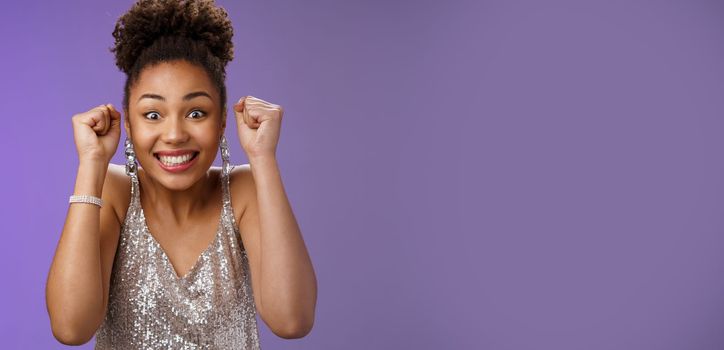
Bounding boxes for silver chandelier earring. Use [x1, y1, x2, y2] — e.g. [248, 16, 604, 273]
[125, 137, 138, 178]
[220, 134, 232, 176]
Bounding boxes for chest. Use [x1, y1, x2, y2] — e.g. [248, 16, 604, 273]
[143, 205, 224, 279]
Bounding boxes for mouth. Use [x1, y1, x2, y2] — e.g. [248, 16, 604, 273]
[153, 151, 199, 172]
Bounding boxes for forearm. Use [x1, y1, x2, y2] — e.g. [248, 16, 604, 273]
[46, 161, 106, 342]
[250, 155, 317, 331]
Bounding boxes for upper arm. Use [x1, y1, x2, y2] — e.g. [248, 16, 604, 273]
[229, 164, 265, 319]
[97, 164, 127, 323]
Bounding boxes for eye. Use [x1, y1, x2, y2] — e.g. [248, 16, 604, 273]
[188, 109, 206, 119]
[143, 111, 161, 120]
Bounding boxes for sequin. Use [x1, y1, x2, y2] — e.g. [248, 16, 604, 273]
[94, 166, 261, 349]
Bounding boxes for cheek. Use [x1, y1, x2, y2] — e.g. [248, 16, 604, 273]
[127, 130, 159, 161]
[130, 132, 155, 151]
[190, 128, 221, 152]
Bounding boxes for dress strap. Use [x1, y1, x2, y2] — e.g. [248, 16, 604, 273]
[220, 164, 237, 227]
[127, 168, 234, 225]
[129, 174, 141, 207]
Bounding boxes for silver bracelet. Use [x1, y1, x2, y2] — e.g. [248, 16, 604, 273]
[69, 194, 103, 208]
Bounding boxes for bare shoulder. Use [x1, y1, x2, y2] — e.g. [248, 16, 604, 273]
[227, 164, 255, 227]
[104, 163, 132, 226]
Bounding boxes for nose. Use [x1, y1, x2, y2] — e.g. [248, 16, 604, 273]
[161, 115, 189, 144]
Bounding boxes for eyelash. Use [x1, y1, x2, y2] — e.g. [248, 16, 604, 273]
[143, 109, 206, 120]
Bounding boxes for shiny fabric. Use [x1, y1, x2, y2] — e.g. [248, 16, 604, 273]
[94, 167, 261, 349]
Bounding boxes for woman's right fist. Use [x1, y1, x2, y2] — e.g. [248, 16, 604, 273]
[72, 104, 122, 164]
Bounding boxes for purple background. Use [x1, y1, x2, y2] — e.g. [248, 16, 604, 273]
[2, 0, 724, 349]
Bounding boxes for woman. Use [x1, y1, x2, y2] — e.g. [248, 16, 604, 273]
[45, 0, 317, 348]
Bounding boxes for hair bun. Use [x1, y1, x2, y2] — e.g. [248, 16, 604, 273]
[110, 0, 234, 74]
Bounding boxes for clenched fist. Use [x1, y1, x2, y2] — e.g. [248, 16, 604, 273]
[233, 96, 283, 159]
[71, 104, 122, 164]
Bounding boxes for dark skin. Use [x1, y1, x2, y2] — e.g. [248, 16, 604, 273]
[47, 59, 316, 345]
[122, 59, 229, 279]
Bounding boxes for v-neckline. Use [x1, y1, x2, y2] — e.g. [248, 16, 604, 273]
[136, 170, 225, 281]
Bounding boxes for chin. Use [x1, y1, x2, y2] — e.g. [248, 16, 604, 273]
[157, 176, 199, 192]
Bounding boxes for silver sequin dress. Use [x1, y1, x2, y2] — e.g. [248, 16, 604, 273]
[94, 167, 262, 349]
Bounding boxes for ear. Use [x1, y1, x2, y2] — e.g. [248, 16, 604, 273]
[123, 108, 131, 137]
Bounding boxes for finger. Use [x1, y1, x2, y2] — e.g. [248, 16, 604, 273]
[241, 99, 269, 108]
[107, 103, 121, 122]
[234, 96, 262, 128]
[242, 106, 252, 127]
[246, 109, 263, 127]
[234, 96, 249, 112]
[107, 104, 121, 124]
[245, 103, 281, 115]
[242, 99, 281, 116]
[99, 105, 111, 135]
[107, 104, 122, 135]
[247, 95, 270, 104]
[234, 96, 248, 128]
[104, 104, 114, 135]
[237, 98, 252, 126]
[88, 105, 107, 133]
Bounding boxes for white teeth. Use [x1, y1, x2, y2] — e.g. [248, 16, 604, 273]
[158, 153, 195, 166]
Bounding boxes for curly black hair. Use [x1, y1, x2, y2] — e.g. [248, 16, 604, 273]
[110, 0, 234, 122]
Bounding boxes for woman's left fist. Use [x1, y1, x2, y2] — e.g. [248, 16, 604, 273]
[233, 95, 284, 159]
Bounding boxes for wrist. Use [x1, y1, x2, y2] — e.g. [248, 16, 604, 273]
[79, 156, 108, 168]
[248, 153, 276, 164]
[75, 161, 107, 197]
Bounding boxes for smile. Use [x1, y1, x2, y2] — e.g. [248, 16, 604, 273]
[153, 151, 199, 172]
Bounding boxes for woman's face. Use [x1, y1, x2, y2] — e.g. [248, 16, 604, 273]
[124, 59, 225, 190]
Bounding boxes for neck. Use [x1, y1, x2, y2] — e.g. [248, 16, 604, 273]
[137, 167, 218, 224]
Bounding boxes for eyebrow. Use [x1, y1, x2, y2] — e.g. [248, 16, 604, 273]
[137, 91, 213, 103]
